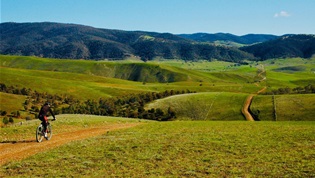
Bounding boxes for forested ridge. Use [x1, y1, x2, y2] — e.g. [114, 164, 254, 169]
[1, 22, 313, 62]
[0, 22, 254, 62]
[179, 33, 278, 44]
[240, 35, 315, 60]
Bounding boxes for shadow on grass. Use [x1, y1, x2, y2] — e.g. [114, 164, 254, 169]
[0, 140, 36, 144]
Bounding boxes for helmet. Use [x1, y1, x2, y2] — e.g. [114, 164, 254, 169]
[44, 102, 50, 106]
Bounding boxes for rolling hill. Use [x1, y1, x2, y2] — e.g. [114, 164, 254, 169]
[240, 34, 315, 60]
[0, 22, 254, 61]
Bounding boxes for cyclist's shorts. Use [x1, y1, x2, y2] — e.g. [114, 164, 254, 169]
[38, 115, 48, 122]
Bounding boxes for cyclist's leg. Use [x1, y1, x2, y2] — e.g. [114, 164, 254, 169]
[42, 116, 48, 133]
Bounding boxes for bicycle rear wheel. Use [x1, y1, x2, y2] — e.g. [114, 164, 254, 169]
[36, 125, 44, 142]
[46, 124, 52, 140]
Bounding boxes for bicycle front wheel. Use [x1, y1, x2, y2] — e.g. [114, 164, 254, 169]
[46, 124, 52, 140]
[36, 125, 44, 142]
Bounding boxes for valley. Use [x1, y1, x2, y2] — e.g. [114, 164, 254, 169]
[1, 55, 314, 123]
[0, 54, 314, 177]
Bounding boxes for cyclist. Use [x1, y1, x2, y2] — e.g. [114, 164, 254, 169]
[38, 102, 56, 138]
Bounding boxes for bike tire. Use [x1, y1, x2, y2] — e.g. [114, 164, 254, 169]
[46, 124, 52, 140]
[36, 124, 44, 142]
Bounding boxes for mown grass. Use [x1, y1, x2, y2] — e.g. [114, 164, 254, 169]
[1, 119, 314, 177]
[251, 94, 315, 121]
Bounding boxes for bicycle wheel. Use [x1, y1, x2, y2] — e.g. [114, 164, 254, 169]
[46, 123, 52, 140]
[36, 124, 44, 142]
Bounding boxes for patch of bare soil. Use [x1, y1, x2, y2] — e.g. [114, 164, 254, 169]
[0, 123, 141, 166]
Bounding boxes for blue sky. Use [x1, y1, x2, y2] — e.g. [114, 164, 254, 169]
[1, 0, 314, 35]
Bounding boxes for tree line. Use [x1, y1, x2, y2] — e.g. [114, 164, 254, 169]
[264, 84, 315, 95]
[0, 83, 196, 123]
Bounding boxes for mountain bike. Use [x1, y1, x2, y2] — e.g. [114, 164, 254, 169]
[36, 118, 55, 142]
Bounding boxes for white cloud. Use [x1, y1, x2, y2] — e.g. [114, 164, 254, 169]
[274, 11, 291, 18]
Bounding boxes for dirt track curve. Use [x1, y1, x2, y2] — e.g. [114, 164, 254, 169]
[242, 86, 267, 121]
[0, 123, 141, 166]
[242, 94, 256, 121]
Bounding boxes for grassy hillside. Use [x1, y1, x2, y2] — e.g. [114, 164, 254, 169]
[1, 55, 314, 121]
[250, 94, 315, 121]
[0, 92, 26, 114]
[259, 58, 315, 90]
[0, 55, 264, 97]
[0, 55, 188, 83]
[1, 115, 314, 177]
[145, 92, 248, 121]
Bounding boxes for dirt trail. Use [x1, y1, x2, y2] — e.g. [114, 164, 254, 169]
[0, 123, 141, 166]
[242, 94, 255, 121]
[242, 86, 267, 121]
[242, 64, 267, 121]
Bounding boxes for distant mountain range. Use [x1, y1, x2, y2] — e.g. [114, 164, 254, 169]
[178, 33, 279, 45]
[1, 22, 314, 61]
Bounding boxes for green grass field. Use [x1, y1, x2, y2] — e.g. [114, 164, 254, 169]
[260, 57, 315, 90]
[1, 115, 314, 177]
[250, 94, 315, 121]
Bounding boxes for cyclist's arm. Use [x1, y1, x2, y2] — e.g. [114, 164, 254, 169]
[49, 108, 55, 119]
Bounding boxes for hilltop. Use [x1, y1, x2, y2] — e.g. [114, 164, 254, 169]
[0, 22, 254, 61]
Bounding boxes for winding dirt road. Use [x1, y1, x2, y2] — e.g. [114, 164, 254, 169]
[242, 94, 256, 121]
[242, 64, 267, 121]
[242, 86, 267, 121]
[0, 123, 141, 166]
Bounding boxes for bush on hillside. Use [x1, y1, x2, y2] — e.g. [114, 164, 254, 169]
[2, 117, 9, 125]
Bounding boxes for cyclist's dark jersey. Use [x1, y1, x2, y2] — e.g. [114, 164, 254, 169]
[38, 105, 55, 119]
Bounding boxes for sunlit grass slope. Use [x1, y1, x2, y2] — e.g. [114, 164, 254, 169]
[259, 57, 315, 90]
[145, 92, 248, 120]
[0, 55, 189, 83]
[0, 55, 260, 85]
[0, 55, 265, 100]
[2, 119, 314, 177]
[0, 67, 150, 99]
[0, 92, 26, 114]
[250, 94, 315, 121]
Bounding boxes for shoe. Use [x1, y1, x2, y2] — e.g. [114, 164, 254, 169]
[44, 132, 48, 138]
